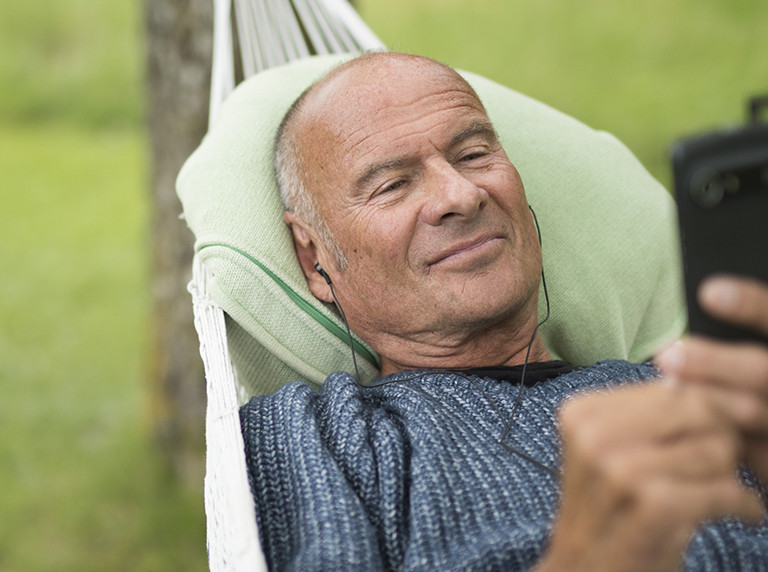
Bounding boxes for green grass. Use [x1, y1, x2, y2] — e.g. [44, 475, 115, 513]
[0, 125, 207, 571]
[2, 0, 767, 569]
[0, 0, 206, 569]
[0, 0, 142, 128]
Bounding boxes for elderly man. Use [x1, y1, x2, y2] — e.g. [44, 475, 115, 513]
[240, 52, 768, 571]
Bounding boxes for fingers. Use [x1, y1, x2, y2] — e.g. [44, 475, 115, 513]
[655, 339, 768, 434]
[561, 383, 730, 447]
[698, 276, 768, 337]
[600, 433, 743, 483]
[548, 385, 765, 572]
[560, 385, 744, 483]
[635, 478, 765, 528]
[657, 338, 768, 395]
[560, 385, 763, 522]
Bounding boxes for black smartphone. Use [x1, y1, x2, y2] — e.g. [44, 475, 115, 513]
[672, 96, 768, 343]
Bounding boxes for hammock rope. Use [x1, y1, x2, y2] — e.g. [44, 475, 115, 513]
[210, 0, 383, 127]
[197, 1, 383, 570]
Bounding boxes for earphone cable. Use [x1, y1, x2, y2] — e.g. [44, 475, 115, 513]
[500, 206, 552, 447]
[326, 205, 557, 476]
[328, 281, 364, 387]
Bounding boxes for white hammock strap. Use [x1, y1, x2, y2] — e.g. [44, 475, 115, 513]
[209, 0, 384, 128]
[189, 255, 266, 571]
[210, 0, 236, 128]
[201, 2, 383, 569]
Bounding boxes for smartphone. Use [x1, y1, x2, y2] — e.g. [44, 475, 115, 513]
[672, 97, 768, 343]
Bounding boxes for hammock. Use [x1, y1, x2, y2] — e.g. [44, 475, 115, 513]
[193, 1, 383, 570]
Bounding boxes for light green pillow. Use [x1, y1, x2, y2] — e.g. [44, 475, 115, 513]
[177, 53, 685, 395]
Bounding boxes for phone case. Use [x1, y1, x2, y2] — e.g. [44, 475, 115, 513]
[672, 121, 768, 343]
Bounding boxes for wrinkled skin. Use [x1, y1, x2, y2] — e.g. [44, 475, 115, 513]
[284, 54, 549, 374]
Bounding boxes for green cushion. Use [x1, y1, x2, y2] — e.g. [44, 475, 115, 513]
[177, 53, 685, 395]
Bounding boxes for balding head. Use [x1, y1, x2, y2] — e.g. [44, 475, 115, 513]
[274, 51, 545, 374]
[274, 52, 485, 270]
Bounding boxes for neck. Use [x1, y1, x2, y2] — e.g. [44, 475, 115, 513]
[377, 311, 552, 376]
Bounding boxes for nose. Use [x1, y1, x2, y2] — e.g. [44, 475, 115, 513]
[421, 160, 488, 226]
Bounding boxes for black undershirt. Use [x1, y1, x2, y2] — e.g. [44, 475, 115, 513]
[459, 360, 575, 387]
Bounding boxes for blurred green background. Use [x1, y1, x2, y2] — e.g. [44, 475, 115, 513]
[0, 0, 209, 570]
[0, 0, 765, 570]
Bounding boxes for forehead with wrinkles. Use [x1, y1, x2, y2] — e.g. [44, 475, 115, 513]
[289, 53, 487, 197]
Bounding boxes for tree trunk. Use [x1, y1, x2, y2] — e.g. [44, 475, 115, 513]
[145, 0, 212, 487]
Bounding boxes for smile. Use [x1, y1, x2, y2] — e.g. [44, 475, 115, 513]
[428, 235, 505, 270]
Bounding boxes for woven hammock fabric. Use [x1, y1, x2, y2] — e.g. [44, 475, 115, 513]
[210, 0, 383, 127]
[200, 1, 382, 570]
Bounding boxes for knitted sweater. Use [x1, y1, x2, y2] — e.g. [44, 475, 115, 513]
[240, 360, 768, 571]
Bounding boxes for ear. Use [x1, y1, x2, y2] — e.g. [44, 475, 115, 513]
[283, 210, 334, 303]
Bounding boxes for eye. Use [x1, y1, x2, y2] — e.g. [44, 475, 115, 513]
[457, 148, 490, 163]
[377, 178, 406, 195]
[385, 180, 405, 192]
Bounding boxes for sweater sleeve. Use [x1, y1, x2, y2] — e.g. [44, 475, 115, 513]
[683, 517, 768, 572]
[683, 469, 768, 571]
[239, 374, 397, 572]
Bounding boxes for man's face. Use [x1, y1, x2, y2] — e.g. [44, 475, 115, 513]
[296, 56, 543, 371]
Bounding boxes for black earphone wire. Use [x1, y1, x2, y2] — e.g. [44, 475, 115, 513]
[316, 261, 365, 386]
[500, 207, 550, 442]
[328, 279, 364, 386]
[320, 205, 557, 476]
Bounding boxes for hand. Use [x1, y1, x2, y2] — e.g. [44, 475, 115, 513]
[535, 382, 764, 572]
[656, 276, 768, 482]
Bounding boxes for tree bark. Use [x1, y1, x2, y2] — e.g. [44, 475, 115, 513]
[145, 0, 212, 487]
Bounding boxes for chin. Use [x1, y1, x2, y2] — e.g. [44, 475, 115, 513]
[459, 273, 537, 321]
[446, 289, 527, 328]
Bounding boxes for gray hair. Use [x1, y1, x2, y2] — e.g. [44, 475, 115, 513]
[274, 52, 402, 271]
[273, 73, 356, 271]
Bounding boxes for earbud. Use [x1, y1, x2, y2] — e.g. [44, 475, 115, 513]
[315, 261, 362, 386]
[315, 263, 332, 285]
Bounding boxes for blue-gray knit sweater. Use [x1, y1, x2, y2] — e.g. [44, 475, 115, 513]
[240, 360, 768, 571]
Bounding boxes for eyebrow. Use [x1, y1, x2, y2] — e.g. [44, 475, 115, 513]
[352, 122, 500, 192]
[448, 122, 499, 149]
[354, 157, 412, 192]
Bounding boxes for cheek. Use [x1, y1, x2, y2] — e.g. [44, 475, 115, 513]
[491, 166, 526, 203]
[488, 173, 532, 230]
[349, 208, 417, 270]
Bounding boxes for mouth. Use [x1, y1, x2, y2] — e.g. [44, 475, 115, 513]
[427, 235, 505, 270]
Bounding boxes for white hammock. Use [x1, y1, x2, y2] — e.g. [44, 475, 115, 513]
[209, 0, 382, 128]
[192, 1, 383, 570]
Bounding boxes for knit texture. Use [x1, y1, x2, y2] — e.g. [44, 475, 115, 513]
[240, 360, 768, 571]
